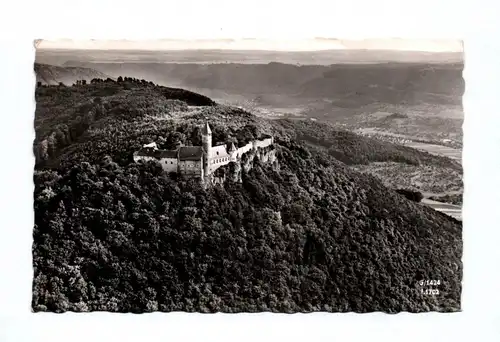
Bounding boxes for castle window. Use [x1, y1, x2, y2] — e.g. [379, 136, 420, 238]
[216, 152, 219, 155]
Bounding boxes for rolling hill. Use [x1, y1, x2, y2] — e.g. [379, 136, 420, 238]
[32, 79, 462, 313]
[34, 63, 111, 85]
[32, 62, 464, 151]
[57, 61, 464, 107]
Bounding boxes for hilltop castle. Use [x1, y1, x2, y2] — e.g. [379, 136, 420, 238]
[133, 122, 274, 182]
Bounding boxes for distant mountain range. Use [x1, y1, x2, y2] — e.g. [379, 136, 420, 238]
[54, 61, 464, 107]
[36, 48, 463, 65]
[35, 47, 464, 109]
[33, 60, 464, 150]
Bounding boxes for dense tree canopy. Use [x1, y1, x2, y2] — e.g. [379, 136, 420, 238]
[32, 81, 462, 313]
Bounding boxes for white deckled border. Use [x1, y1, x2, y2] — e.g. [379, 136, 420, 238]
[0, 0, 499, 342]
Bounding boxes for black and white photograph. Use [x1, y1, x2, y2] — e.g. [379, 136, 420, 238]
[32, 39, 463, 313]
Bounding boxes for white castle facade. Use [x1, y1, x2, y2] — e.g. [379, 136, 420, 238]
[133, 122, 274, 181]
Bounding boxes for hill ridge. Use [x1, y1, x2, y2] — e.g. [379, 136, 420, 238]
[34, 62, 111, 85]
[32, 78, 463, 313]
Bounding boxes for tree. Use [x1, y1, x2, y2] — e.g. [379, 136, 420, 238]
[395, 189, 423, 203]
[32, 79, 462, 314]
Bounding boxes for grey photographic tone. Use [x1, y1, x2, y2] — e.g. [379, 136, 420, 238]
[32, 39, 463, 313]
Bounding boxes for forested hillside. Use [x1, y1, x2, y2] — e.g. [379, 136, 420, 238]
[273, 119, 461, 170]
[35, 63, 111, 86]
[33, 78, 462, 313]
[34, 79, 460, 171]
[34, 78, 216, 167]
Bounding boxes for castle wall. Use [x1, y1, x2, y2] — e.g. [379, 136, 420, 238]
[134, 155, 179, 173]
[159, 158, 178, 173]
[211, 145, 230, 159]
[237, 142, 253, 156]
[179, 159, 203, 177]
[208, 155, 232, 174]
[207, 138, 274, 175]
[134, 132, 275, 185]
[208, 144, 232, 173]
[253, 137, 273, 149]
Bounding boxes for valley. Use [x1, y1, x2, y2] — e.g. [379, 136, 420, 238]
[355, 128, 462, 162]
[421, 199, 462, 221]
[34, 52, 465, 221]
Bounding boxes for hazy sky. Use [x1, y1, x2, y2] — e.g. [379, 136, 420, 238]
[37, 39, 463, 52]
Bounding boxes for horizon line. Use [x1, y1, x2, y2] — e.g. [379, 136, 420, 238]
[37, 47, 464, 54]
[36, 39, 464, 53]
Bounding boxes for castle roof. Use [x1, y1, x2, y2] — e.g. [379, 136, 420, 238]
[178, 146, 204, 161]
[135, 147, 157, 157]
[157, 150, 178, 159]
[227, 142, 236, 152]
[202, 122, 212, 135]
[136, 147, 178, 159]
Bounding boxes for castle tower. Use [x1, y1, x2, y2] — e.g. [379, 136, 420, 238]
[202, 122, 212, 176]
